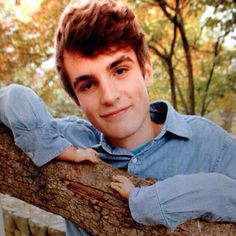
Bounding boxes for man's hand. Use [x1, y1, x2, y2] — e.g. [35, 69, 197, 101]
[75, 148, 100, 163]
[57, 146, 100, 164]
[111, 175, 135, 199]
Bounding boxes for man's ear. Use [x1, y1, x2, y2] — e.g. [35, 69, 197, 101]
[143, 57, 153, 88]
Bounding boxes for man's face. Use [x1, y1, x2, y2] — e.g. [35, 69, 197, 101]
[64, 48, 153, 148]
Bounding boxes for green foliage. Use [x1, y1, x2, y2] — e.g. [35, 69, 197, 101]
[0, 0, 80, 117]
[131, 0, 235, 124]
[0, 0, 235, 131]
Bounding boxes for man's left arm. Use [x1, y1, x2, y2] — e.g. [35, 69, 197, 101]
[128, 172, 236, 229]
[112, 134, 236, 229]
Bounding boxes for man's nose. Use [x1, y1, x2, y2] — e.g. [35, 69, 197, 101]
[100, 79, 120, 105]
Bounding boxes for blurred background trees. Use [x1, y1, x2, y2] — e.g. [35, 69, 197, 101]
[0, 0, 235, 133]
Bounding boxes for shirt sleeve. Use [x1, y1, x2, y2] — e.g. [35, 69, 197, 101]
[213, 133, 236, 179]
[0, 84, 72, 166]
[129, 173, 236, 229]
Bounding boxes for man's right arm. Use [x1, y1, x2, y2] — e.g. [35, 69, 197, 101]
[0, 84, 99, 166]
[57, 146, 100, 163]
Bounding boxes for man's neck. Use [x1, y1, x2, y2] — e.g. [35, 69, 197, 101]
[109, 119, 163, 150]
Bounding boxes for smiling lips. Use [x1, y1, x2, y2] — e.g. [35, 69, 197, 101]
[100, 106, 131, 120]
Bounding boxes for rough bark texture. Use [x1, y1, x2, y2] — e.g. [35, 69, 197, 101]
[0, 125, 235, 236]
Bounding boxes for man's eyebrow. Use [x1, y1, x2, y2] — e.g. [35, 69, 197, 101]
[73, 75, 94, 89]
[109, 55, 134, 70]
[73, 55, 133, 88]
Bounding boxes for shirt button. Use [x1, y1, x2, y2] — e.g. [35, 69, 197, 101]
[132, 158, 137, 164]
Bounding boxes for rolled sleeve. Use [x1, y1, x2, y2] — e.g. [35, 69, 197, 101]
[129, 185, 168, 227]
[15, 120, 72, 167]
[0, 84, 73, 167]
[129, 173, 236, 230]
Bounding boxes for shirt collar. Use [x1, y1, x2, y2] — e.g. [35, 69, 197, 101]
[92, 133, 132, 156]
[150, 100, 192, 139]
[93, 100, 192, 153]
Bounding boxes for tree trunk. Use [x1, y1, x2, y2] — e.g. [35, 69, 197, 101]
[0, 125, 235, 236]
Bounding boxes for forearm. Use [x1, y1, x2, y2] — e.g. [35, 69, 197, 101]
[57, 146, 99, 163]
[0, 84, 72, 166]
[129, 173, 236, 229]
[57, 146, 78, 161]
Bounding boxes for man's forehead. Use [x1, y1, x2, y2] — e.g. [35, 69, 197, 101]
[63, 48, 138, 88]
[63, 46, 135, 60]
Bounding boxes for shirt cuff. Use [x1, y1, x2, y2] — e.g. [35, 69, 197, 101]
[15, 120, 72, 167]
[128, 185, 168, 227]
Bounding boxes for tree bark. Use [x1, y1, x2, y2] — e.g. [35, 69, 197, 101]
[0, 125, 235, 236]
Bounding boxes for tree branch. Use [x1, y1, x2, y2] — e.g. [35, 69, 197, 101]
[0, 125, 236, 235]
[154, 0, 195, 114]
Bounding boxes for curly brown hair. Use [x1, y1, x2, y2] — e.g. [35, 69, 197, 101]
[55, 0, 148, 102]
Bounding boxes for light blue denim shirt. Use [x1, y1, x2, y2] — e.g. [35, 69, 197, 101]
[0, 84, 236, 235]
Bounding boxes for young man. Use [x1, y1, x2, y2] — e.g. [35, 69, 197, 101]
[0, 0, 235, 235]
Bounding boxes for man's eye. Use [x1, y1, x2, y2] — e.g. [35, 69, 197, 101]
[115, 67, 127, 75]
[80, 82, 94, 91]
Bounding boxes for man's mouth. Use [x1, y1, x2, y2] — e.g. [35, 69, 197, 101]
[100, 106, 131, 119]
